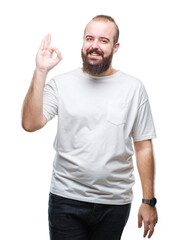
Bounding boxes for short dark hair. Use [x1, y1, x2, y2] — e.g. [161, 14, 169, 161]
[91, 15, 119, 44]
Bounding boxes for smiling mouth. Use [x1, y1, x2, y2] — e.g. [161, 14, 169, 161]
[90, 53, 101, 56]
[87, 48, 104, 57]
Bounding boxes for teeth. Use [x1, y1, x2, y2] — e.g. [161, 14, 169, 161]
[91, 53, 99, 56]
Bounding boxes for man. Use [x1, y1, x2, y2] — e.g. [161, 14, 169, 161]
[22, 15, 158, 240]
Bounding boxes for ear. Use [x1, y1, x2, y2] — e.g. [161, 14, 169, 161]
[113, 42, 120, 54]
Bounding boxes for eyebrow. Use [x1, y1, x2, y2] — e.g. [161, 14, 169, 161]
[85, 35, 110, 42]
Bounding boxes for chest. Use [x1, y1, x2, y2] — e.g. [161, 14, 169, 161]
[58, 82, 136, 129]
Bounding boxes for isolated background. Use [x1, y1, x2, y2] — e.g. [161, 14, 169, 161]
[0, 0, 178, 239]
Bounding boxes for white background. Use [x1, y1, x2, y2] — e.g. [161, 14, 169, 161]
[0, 0, 178, 239]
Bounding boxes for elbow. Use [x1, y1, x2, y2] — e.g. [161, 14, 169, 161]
[21, 118, 39, 132]
[22, 121, 36, 132]
[21, 116, 46, 132]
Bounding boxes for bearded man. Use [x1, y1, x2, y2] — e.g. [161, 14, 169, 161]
[22, 15, 158, 240]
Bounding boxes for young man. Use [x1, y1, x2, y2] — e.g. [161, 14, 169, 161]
[22, 15, 158, 240]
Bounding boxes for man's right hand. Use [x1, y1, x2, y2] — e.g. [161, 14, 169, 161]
[36, 34, 62, 74]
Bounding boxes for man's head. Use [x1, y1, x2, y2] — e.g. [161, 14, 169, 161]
[81, 15, 120, 76]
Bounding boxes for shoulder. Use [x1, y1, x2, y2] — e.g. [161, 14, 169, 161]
[120, 71, 144, 88]
[45, 68, 80, 91]
[53, 68, 81, 83]
[119, 71, 149, 103]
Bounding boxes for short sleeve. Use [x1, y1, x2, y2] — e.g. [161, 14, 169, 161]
[131, 100, 157, 142]
[43, 79, 58, 122]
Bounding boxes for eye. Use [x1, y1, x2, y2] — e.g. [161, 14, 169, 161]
[86, 37, 93, 41]
[100, 39, 108, 44]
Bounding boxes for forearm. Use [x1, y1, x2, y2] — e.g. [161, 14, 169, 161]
[22, 69, 47, 132]
[135, 140, 155, 199]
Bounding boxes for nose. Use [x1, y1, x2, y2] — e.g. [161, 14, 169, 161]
[91, 39, 99, 49]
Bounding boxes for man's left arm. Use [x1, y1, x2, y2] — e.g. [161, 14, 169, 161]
[134, 139, 158, 238]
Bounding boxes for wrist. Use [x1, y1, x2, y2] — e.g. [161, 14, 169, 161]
[31, 69, 48, 88]
[142, 191, 155, 200]
[33, 68, 48, 84]
[35, 67, 49, 77]
[142, 197, 157, 207]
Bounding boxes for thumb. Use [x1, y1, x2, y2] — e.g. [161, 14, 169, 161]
[52, 53, 63, 66]
[138, 214, 143, 228]
[51, 48, 63, 66]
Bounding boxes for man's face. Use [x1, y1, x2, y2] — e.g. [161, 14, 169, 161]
[81, 20, 119, 76]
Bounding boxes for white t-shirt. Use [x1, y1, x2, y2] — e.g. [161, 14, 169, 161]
[43, 68, 156, 205]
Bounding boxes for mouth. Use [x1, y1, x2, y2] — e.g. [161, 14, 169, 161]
[89, 52, 102, 58]
[90, 52, 100, 56]
[87, 48, 104, 58]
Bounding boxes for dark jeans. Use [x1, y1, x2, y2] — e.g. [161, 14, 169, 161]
[48, 193, 131, 240]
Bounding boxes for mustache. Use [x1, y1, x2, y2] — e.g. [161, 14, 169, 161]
[86, 48, 104, 57]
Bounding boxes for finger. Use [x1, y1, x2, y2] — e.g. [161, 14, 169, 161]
[53, 50, 63, 62]
[153, 213, 158, 227]
[148, 225, 154, 239]
[156, 215, 158, 224]
[57, 52, 62, 59]
[154, 219, 157, 227]
[47, 33, 51, 48]
[50, 47, 62, 59]
[44, 34, 49, 50]
[51, 56, 63, 68]
[49, 46, 59, 53]
[144, 222, 149, 238]
[39, 38, 45, 50]
[49, 46, 60, 54]
[56, 50, 62, 60]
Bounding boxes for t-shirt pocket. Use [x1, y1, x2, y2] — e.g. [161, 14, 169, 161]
[107, 100, 129, 126]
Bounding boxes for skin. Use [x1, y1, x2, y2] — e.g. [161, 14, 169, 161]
[22, 20, 158, 238]
[82, 20, 120, 76]
[135, 140, 158, 238]
[21, 34, 62, 131]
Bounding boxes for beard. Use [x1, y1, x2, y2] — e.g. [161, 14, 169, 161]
[81, 48, 113, 76]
